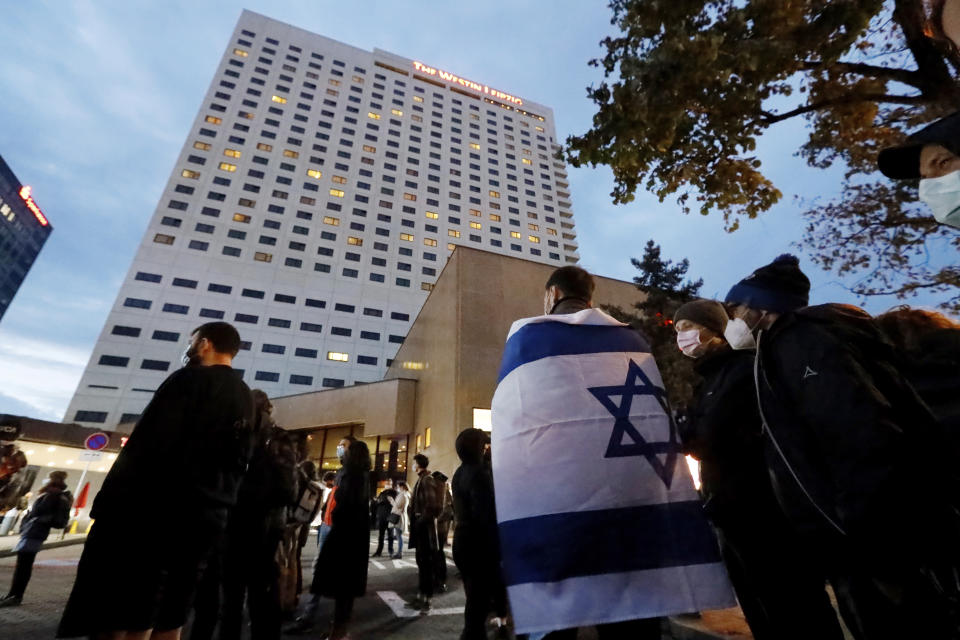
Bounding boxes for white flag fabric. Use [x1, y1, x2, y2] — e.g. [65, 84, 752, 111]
[492, 309, 735, 634]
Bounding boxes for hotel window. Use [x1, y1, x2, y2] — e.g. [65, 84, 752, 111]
[181, 169, 200, 179]
[329, 189, 345, 197]
[469, 208, 481, 217]
[489, 190, 500, 198]
[423, 237, 437, 246]
[391, 108, 403, 116]
[322, 216, 340, 226]
[272, 95, 287, 103]
[469, 143, 480, 150]
[448, 229, 461, 238]
[327, 351, 349, 362]
[283, 149, 299, 158]
[367, 112, 381, 120]
[307, 168, 322, 179]
[224, 148, 242, 158]
[205, 115, 222, 124]
[510, 231, 521, 239]
[413, 95, 424, 103]
[193, 141, 211, 150]
[421, 282, 434, 291]
[529, 235, 541, 243]
[329, 78, 341, 86]
[332, 175, 348, 184]
[153, 233, 175, 245]
[416, 434, 422, 452]
[490, 214, 501, 221]
[403, 193, 416, 201]
[400, 233, 415, 242]
[233, 48, 249, 57]
[470, 221, 482, 229]
[522, 158, 532, 165]
[347, 236, 363, 246]
[232, 213, 251, 223]
[425, 211, 438, 219]
[362, 144, 376, 153]
[447, 243, 457, 251]
[425, 427, 432, 448]
[254, 252, 273, 262]
[219, 162, 237, 172]
[528, 223, 540, 231]
[257, 142, 273, 151]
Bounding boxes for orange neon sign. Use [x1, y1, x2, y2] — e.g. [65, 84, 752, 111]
[18, 186, 49, 227]
[412, 61, 523, 106]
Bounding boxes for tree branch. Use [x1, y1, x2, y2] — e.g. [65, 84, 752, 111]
[800, 60, 924, 88]
[757, 93, 927, 124]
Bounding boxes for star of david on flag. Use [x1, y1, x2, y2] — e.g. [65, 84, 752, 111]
[588, 359, 682, 488]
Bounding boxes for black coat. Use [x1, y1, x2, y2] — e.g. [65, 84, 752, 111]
[20, 488, 72, 542]
[452, 429, 500, 574]
[755, 304, 960, 560]
[314, 466, 370, 598]
[374, 488, 397, 526]
[897, 328, 960, 459]
[683, 348, 776, 524]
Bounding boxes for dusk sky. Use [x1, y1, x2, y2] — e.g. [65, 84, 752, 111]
[0, 1, 953, 421]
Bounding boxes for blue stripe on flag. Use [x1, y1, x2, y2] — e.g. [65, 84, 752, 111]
[497, 322, 650, 383]
[498, 500, 721, 586]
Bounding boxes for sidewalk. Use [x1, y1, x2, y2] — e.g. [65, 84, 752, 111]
[0, 533, 86, 558]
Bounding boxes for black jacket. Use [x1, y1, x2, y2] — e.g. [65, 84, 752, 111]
[452, 429, 500, 573]
[314, 465, 370, 598]
[92, 365, 255, 528]
[375, 488, 397, 525]
[755, 304, 960, 559]
[229, 415, 298, 538]
[20, 488, 72, 541]
[897, 328, 960, 458]
[683, 348, 774, 523]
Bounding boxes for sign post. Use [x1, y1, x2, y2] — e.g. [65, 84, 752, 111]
[74, 433, 109, 498]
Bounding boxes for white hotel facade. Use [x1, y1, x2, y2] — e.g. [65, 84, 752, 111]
[66, 10, 579, 430]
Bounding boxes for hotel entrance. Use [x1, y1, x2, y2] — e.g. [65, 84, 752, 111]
[300, 424, 410, 488]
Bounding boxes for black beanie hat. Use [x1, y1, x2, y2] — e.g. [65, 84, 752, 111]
[724, 254, 810, 314]
[673, 299, 728, 336]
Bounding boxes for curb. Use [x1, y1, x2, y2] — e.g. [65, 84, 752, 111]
[669, 614, 751, 640]
[0, 536, 86, 559]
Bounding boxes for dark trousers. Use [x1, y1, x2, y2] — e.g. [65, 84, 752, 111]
[374, 521, 394, 555]
[220, 531, 282, 640]
[413, 521, 437, 597]
[539, 618, 662, 640]
[714, 519, 844, 640]
[435, 520, 451, 586]
[8, 550, 37, 599]
[189, 550, 221, 640]
[330, 596, 354, 639]
[460, 566, 508, 640]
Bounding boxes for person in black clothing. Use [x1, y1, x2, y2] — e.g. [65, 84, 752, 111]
[674, 300, 844, 640]
[724, 255, 960, 640]
[432, 470, 453, 592]
[310, 440, 371, 640]
[407, 454, 442, 612]
[58, 322, 255, 640]
[372, 481, 398, 557]
[452, 429, 508, 640]
[0, 471, 72, 607]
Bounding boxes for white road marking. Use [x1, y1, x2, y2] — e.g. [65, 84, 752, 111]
[377, 591, 464, 617]
[370, 560, 386, 570]
[392, 558, 418, 569]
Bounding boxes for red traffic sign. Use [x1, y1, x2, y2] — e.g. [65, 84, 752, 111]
[84, 432, 109, 451]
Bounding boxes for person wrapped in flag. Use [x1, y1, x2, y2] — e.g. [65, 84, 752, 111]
[492, 266, 735, 638]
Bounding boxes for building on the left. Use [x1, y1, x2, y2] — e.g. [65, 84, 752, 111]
[0, 155, 53, 321]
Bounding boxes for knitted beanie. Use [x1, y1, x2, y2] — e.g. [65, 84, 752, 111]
[724, 254, 810, 314]
[673, 299, 729, 336]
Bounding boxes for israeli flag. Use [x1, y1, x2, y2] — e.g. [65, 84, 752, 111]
[492, 309, 735, 635]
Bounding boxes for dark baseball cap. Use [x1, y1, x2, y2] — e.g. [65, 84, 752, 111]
[878, 111, 960, 180]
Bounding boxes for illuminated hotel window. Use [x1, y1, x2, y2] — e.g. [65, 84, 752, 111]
[224, 148, 242, 158]
[546, 228, 557, 235]
[391, 108, 403, 116]
[322, 216, 340, 226]
[283, 149, 299, 158]
[400, 233, 415, 242]
[153, 233, 175, 245]
[205, 115, 222, 124]
[362, 145, 376, 153]
[367, 112, 381, 120]
[470, 221, 482, 229]
[489, 190, 500, 198]
[233, 213, 251, 223]
[522, 158, 532, 165]
[352, 75, 364, 83]
[254, 252, 273, 262]
[422, 237, 436, 246]
[327, 88, 339, 96]
[425, 427, 432, 448]
[257, 142, 273, 151]
[447, 243, 457, 251]
[510, 231, 521, 239]
[332, 175, 347, 184]
[469, 209, 481, 217]
[425, 211, 438, 219]
[329, 78, 341, 86]
[528, 223, 539, 231]
[347, 236, 363, 246]
[529, 235, 541, 243]
[448, 229, 461, 238]
[329, 189, 345, 197]
[411, 114, 423, 122]
[403, 193, 416, 201]
[193, 141, 211, 151]
[271, 95, 287, 104]
[490, 214, 501, 221]
[307, 169, 323, 179]
[416, 434, 422, 452]
[219, 162, 237, 172]
[535, 125, 545, 132]
[181, 169, 200, 179]
[327, 351, 349, 362]
[469, 143, 480, 150]
[421, 282, 434, 291]
[233, 48, 249, 57]
[413, 96, 423, 103]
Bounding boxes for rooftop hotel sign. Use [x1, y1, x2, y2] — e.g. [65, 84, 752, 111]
[412, 61, 523, 106]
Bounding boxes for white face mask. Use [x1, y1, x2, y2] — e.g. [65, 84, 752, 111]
[676, 329, 702, 358]
[919, 171, 960, 228]
[723, 317, 757, 350]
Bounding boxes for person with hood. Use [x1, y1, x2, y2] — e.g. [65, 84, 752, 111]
[310, 439, 372, 640]
[0, 470, 72, 607]
[724, 254, 960, 639]
[674, 300, 845, 640]
[432, 470, 454, 592]
[389, 481, 410, 559]
[453, 428, 508, 640]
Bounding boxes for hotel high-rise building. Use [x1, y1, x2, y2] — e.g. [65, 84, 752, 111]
[0, 155, 53, 322]
[66, 10, 579, 429]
